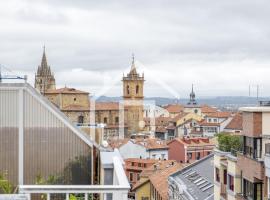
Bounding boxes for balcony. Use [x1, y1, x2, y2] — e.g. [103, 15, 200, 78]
[237, 153, 264, 182]
[220, 183, 227, 200]
[18, 155, 130, 200]
[265, 144, 270, 177]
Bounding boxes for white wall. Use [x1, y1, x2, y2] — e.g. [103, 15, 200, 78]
[119, 141, 148, 159]
[263, 113, 270, 136]
[148, 149, 168, 160]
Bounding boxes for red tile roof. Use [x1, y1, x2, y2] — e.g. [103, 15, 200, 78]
[168, 137, 217, 147]
[205, 111, 232, 118]
[149, 163, 183, 200]
[225, 113, 242, 130]
[201, 105, 218, 113]
[163, 104, 184, 113]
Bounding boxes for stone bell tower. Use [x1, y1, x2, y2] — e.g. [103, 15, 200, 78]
[122, 54, 145, 136]
[35, 46, 56, 93]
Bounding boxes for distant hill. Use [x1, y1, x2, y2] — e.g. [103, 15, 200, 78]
[93, 95, 269, 111]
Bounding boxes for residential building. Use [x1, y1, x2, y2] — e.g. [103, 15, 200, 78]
[124, 158, 156, 187]
[163, 104, 184, 118]
[213, 149, 241, 200]
[109, 138, 169, 160]
[168, 154, 214, 200]
[168, 137, 216, 163]
[132, 160, 184, 200]
[223, 113, 243, 133]
[193, 111, 233, 137]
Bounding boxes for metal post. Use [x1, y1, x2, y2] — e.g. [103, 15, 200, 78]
[66, 193, 69, 200]
[47, 194, 50, 200]
[18, 89, 24, 185]
[84, 193, 88, 200]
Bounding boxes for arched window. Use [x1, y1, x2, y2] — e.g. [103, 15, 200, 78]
[136, 85, 139, 94]
[104, 117, 107, 124]
[78, 115, 84, 124]
[127, 85, 130, 95]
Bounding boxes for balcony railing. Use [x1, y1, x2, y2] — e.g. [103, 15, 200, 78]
[18, 157, 130, 200]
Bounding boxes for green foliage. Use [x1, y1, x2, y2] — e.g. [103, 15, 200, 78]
[217, 132, 243, 155]
[0, 172, 13, 194]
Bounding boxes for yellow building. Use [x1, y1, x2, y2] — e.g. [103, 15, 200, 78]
[214, 149, 241, 200]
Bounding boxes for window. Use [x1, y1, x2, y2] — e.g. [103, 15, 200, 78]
[152, 154, 156, 159]
[136, 85, 139, 94]
[115, 117, 119, 123]
[223, 169, 227, 185]
[143, 163, 147, 168]
[207, 151, 211, 155]
[137, 173, 140, 181]
[187, 152, 192, 160]
[130, 173, 134, 181]
[208, 118, 212, 123]
[215, 167, 220, 182]
[138, 163, 142, 167]
[141, 197, 149, 200]
[196, 152, 201, 160]
[214, 119, 217, 123]
[161, 154, 165, 160]
[78, 115, 84, 124]
[127, 85, 130, 95]
[74, 97, 76, 102]
[131, 162, 135, 166]
[244, 136, 262, 159]
[228, 174, 234, 191]
[104, 117, 107, 124]
[243, 179, 262, 200]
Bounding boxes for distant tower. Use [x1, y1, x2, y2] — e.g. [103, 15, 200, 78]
[35, 46, 56, 93]
[122, 54, 145, 136]
[187, 84, 197, 105]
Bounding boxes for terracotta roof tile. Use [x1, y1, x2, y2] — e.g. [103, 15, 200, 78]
[169, 137, 217, 147]
[149, 163, 183, 200]
[225, 113, 242, 130]
[163, 104, 184, 113]
[201, 105, 218, 113]
[206, 111, 232, 118]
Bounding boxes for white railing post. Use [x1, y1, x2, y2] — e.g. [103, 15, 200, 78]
[84, 193, 88, 200]
[47, 194, 50, 200]
[66, 193, 69, 200]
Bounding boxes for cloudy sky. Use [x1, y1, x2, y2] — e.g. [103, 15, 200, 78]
[1, 0, 270, 98]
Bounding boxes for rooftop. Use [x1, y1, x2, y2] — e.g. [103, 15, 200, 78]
[170, 154, 214, 200]
[224, 113, 242, 130]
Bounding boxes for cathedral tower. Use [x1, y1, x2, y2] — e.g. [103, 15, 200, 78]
[122, 55, 145, 135]
[35, 47, 56, 93]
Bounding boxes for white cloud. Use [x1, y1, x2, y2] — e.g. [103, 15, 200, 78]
[1, 0, 270, 97]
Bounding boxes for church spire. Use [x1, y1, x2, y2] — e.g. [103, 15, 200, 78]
[188, 84, 197, 105]
[129, 53, 137, 75]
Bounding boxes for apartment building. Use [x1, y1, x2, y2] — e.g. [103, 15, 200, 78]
[168, 137, 216, 163]
[214, 102, 270, 200]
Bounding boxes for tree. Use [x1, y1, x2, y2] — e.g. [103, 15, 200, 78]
[0, 172, 13, 194]
[217, 132, 243, 155]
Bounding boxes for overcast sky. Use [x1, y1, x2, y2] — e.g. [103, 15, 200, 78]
[1, 0, 270, 98]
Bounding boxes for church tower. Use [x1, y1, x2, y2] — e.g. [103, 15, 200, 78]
[35, 47, 56, 93]
[122, 55, 145, 136]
